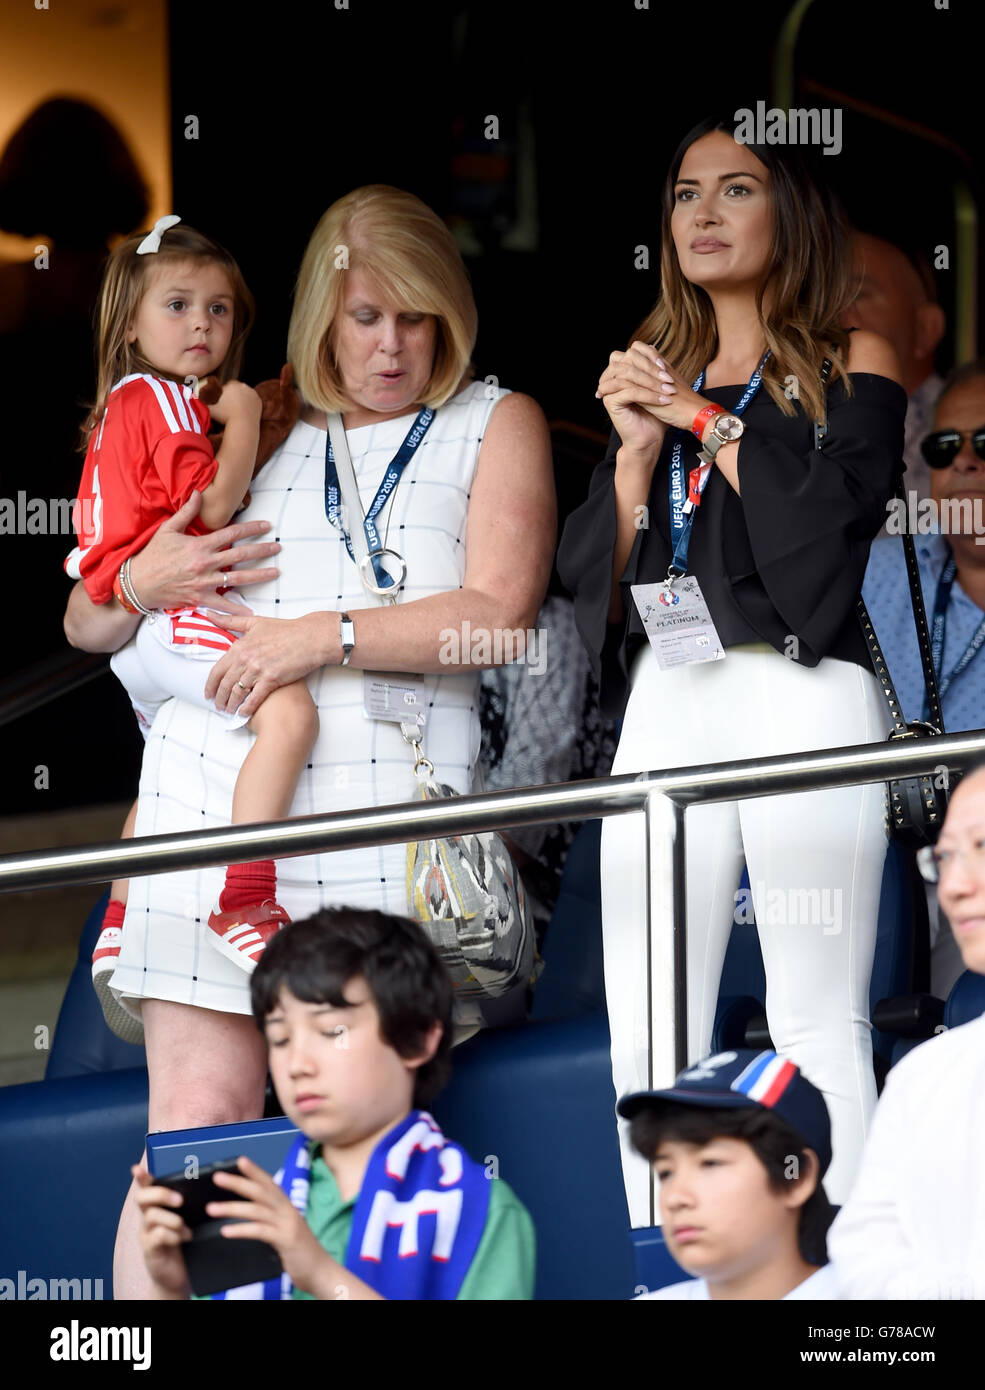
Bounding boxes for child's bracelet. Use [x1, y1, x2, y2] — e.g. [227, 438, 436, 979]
[112, 570, 139, 614]
[114, 559, 155, 617]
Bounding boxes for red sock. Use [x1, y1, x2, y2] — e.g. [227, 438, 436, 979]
[219, 860, 277, 915]
[102, 899, 126, 932]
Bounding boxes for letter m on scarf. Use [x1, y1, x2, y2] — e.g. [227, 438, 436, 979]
[360, 1187, 465, 1261]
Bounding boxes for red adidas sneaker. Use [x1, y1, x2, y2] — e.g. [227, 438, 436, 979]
[91, 927, 145, 1045]
[206, 900, 291, 973]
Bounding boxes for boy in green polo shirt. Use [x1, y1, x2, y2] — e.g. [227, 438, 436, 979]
[134, 906, 535, 1300]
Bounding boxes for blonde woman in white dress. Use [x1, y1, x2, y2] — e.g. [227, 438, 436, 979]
[64, 185, 556, 1297]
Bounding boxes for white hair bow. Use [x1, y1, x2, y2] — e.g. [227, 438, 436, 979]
[136, 214, 182, 255]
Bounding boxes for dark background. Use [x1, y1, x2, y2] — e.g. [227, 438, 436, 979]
[166, 0, 979, 411]
[2, 0, 982, 811]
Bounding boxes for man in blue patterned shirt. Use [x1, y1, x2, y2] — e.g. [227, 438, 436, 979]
[864, 360, 985, 994]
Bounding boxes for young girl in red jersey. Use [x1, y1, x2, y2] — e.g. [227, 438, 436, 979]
[67, 217, 318, 1037]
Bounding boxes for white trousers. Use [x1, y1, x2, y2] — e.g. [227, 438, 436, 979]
[110, 611, 250, 738]
[602, 645, 890, 1223]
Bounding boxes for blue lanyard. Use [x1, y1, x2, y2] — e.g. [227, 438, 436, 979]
[667, 352, 770, 577]
[922, 551, 985, 719]
[324, 406, 435, 594]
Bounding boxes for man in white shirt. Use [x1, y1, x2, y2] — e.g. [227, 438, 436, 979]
[828, 759, 985, 1298]
[620, 1050, 838, 1300]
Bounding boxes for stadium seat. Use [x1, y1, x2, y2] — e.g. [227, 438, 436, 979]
[887, 969, 985, 1068]
[0, 1066, 149, 1296]
[531, 818, 606, 1021]
[869, 841, 931, 1064]
[944, 970, 985, 1028]
[713, 866, 770, 1049]
[432, 1013, 636, 1298]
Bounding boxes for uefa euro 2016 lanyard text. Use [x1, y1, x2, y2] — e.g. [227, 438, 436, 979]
[925, 552, 985, 721]
[324, 405, 435, 602]
[631, 353, 769, 672]
[324, 406, 435, 730]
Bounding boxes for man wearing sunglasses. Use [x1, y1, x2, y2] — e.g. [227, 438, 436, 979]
[827, 756, 985, 1299]
[863, 359, 985, 998]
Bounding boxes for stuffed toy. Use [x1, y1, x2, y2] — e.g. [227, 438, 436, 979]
[253, 363, 302, 474]
[198, 363, 301, 509]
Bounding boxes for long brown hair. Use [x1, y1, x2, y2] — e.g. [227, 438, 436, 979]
[83, 222, 255, 445]
[635, 116, 854, 423]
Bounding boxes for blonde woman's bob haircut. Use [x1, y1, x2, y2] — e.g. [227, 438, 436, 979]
[289, 185, 477, 413]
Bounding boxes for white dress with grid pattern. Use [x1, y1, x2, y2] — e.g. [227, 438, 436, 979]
[111, 380, 506, 1016]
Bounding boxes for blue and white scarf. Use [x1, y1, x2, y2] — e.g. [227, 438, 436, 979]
[214, 1110, 491, 1301]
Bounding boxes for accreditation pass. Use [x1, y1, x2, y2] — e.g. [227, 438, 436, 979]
[631, 577, 726, 670]
[363, 672, 427, 727]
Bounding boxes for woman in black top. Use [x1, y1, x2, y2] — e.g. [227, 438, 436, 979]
[558, 117, 906, 1221]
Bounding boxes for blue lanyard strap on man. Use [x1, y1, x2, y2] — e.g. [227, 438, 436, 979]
[922, 550, 985, 719]
[324, 406, 435, 595]
[667, 351, 770, 580]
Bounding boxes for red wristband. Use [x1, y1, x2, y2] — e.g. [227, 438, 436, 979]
[112, 570, 140, 614]
[691, 403, 724, 440]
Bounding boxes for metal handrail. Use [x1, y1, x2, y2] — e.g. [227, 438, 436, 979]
[5, 727, 983, 1224]
[1, 729, 983, 894]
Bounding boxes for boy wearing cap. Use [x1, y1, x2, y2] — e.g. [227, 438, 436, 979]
[620, 1049, 838, 1300]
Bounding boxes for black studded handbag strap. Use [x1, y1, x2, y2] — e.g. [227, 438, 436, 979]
[813, 356, 946, 738]
[898, 516, 946, 732]
[857, 592, 909, 736]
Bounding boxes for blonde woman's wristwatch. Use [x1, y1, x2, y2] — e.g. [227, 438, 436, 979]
[697, 412, 744, 463]
[339, 612, 355, 666]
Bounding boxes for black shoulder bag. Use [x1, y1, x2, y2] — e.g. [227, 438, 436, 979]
[815, 357, 950, 849]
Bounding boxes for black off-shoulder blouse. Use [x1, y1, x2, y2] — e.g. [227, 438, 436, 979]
[557, 372, 908, 719]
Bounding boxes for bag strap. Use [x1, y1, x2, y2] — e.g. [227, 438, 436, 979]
[856, 596, 909, 737]
[813, 357, 946, 736]
[895, 521, 946, 731]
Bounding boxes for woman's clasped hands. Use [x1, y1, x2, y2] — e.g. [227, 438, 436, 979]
[596, 342, 712, 449]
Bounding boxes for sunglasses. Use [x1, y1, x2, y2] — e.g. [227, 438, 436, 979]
[920, 428, 985, 469]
